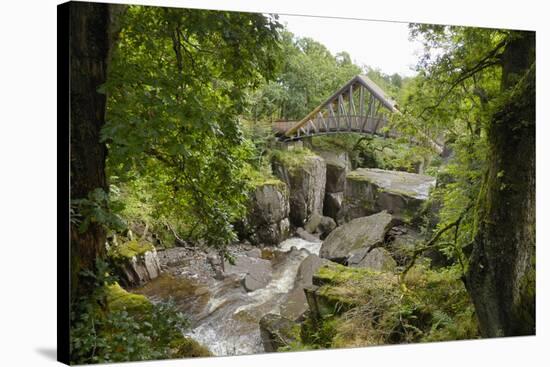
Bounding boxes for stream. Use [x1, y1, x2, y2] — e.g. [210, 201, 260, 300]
[134, 237, 322, 356]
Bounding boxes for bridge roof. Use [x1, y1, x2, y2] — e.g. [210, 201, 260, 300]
[355, 75, 399, 113]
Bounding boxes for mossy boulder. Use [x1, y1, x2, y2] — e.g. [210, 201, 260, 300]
[108, 240, 161, 286]
[340, 168, 436, 226]
[319, 211, 395, 264]
[272, 149, 326, 227]
[106, 282, 153, 315]
[170, 337, 212, 358]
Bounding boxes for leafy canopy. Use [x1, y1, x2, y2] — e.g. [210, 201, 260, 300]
[102, 6, 283, 257]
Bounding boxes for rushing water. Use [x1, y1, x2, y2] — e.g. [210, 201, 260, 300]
[137, 237, 321, 356]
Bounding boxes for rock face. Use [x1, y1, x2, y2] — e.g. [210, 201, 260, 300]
[109, 240, 162, 287]
[272, 151, 326, 227]
[259, 313, 298, 352]
[316, 151, 351, 222]
[246, 181, 290, 245]
[324, 192, 343, 221]
[320, 211, 394, 264]
[340, 168, 436, 225]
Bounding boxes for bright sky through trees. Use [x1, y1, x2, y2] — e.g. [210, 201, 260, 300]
[278, 14, 422, 77]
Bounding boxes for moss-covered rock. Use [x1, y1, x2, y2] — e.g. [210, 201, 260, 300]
[340, 168, 436, 225]
[108, 240, 161, 286]
[106, 282, 153, 315]
[301, 262, 478, 349]
[170, 337, 212, 358]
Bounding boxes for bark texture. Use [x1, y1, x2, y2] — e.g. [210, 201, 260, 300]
[466, 31, 536, 337]
[70, 2, 118, 301]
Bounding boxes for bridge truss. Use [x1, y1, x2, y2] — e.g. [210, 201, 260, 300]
[282, 75, 399, 141]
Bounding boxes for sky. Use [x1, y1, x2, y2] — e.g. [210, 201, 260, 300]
[277, 14, 424, 77]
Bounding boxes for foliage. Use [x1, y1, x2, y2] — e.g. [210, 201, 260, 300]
[71, 187, 125, 233]
[288, 263, 478, 351]
[249, 30, 362, 121]
[69, 260, 204, 364]
[102, 6, 283, 259]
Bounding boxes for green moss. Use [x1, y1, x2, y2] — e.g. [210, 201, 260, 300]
[247, 169, 287, 189]
[316, 263, 373, 285]
[300, 263, 479, 350]
[170, 337, 212, 358]
[109, 240, 154, 260]
[271, 147, 318, 171]
[106, 282, 153, 314]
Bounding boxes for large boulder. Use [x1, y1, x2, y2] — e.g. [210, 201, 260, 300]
[223, 254, 272, 292]
[246, 180, 290, 245]
[259, 313, 299, 352]
[272, 149, 326, 227]
[320, 152, 350, 193]
[108, 240, 162, 287]
[340, 168, 436, 225]
[320, 211, 395, 264]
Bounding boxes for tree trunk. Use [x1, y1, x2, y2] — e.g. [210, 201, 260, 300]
[465, 31, 535, 337]
[69, 2, 122, 302]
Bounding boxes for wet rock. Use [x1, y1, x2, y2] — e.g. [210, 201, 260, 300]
[245, 248, 262, 258]
[272, 151, 326, 227]
[245, 181, 291, 245]
[296, 227, 320, 242]
[340, 168, 436, 225]
[259, 313, 298, 352]
[320, 211, 395, 263]
[280, 254, 330, 319]
[224, 254, 272, 291]
[324, 192, 343, 221]
[348, 247, 397, 272]
[243, 272, 270, 292]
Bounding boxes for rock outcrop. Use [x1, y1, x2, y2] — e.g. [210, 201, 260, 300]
[109, 240, 162, 287]
[320, 211, 395, 264]
[272, 149, 326, 227]
[324, 192, 344, 221]
[316, 150, 350, 222]
[245, 180, 290, 245]
[340, 168, 436, 225]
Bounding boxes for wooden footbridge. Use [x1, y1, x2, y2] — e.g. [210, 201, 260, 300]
[274, 74, 444, 154]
